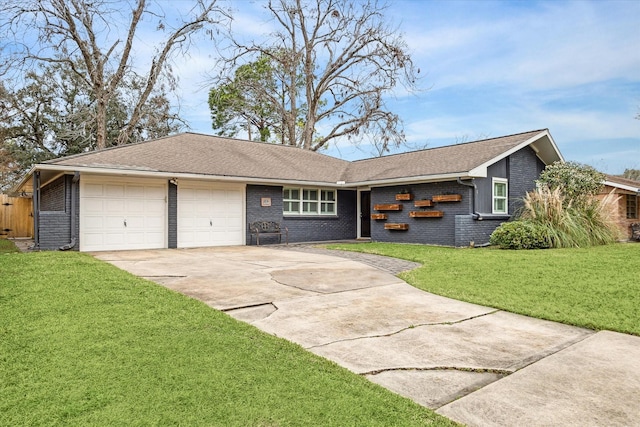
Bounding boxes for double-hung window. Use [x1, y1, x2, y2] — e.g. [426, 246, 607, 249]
[492, 178, 508, 214]
[284, 187, 336, 215]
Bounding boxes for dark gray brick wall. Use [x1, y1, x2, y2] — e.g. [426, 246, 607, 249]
[371, 182, 473, 246]
[38, 175, 80, 251]
[246, 185, 356, 244]
[40, 176, 66, 211]
[38, 211, 72, 250]
[508, 146, 541, 215]
[455, 215, 507, 247]
[168, 181, 177, 248]
[475, 159, 507, 214]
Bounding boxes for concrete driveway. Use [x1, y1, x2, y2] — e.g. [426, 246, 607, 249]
[94, 246, 640, 426]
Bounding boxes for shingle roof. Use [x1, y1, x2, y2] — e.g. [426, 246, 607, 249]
[40, 129, 556, 186]
[344, 129, 548, 183]
[45, 133, 351, 184]
[605, 175, 640, 191]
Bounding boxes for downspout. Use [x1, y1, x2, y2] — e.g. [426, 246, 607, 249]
[457, 177, 481, 220]
[33, 171, 40, 250]
[59, 172, 79, 251]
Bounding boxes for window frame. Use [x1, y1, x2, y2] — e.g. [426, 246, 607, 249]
[283, 187, 337, 216]
[627, 194, 638, 219]
[492, 178, 509, 214]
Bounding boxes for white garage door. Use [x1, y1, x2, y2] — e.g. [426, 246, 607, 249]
[80, 177, 166, 251]
[178, 182, 244, 248]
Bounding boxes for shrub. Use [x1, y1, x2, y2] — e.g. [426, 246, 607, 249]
[490, 221, 550, 249]
[536, 161, 605, 207]
[515, 187, 621, 248]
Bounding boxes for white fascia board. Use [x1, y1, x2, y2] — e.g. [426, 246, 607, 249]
[31, 164, 345, 189]
[605, 180, 640, 193]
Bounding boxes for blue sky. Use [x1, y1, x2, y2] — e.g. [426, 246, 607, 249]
[172, 0, 640, 174]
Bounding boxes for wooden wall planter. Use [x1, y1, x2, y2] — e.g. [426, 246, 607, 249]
[395, 193, 413, 201]
[432, 194, 462, 202]
[370, 213, 388, 220]
[374, 204, 402, 211]
[384, 223, 409, 230]
[414, 200, 433, 207]
[409, 211, 444, 218]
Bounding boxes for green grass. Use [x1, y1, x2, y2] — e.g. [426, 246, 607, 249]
[326, 243, 640, 336]
[0, 251, 455, 426]
[0, 239, 19, 254]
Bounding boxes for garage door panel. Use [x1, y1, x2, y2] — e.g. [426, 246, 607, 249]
[177, 183, 244, 248]
[106, 199, 125, 212]
[84, 199, 104, 213]
[81, 178, 166, 251]
[84, 183, 104, 197]
[105, 184, 125, 197]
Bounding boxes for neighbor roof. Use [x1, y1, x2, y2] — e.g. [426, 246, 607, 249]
[605, 175, 640, 193]
[16, 128, 562, 192]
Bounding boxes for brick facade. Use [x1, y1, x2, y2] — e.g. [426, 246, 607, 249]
[371, 182, 473, 246]
[245, 185, 357, 244]
[38, 175, 79, 250]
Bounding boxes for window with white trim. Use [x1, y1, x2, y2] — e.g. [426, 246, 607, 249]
[492, 178, 508, 214]
[284, 188, 336, 215]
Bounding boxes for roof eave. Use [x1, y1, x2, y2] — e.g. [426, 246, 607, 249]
[604, 180, 640, 193]
[347, 172, 476, 188]
[28, 164, 346, 188]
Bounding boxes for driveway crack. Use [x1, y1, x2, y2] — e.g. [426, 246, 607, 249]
[362, 366, 513, 376]
[307, 310, 500, 349]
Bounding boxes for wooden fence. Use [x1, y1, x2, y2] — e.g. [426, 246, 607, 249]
[0, 194, 33, 238]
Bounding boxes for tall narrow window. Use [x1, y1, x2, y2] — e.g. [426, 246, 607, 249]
[492, 178, 508, 214]
[627, 195, 638, 219]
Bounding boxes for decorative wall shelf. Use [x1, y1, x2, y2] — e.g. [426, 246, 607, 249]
[409, 211, 444, 218]
[414, 200, 434, 208]
[374, 204, 403, 211]
[395, 193, 414, 201]
[384, 223, 409, 230]
[432, 194, 462, 202]
[371, 213, 388, 220]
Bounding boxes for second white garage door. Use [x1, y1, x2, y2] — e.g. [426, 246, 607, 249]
[177, 182, 245, 248]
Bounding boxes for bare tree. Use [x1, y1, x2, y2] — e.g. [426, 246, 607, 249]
[214, 0, 420, 153]
[1, 0, 229, 149]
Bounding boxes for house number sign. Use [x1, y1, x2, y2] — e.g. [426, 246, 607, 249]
[261, 197, 272, 207]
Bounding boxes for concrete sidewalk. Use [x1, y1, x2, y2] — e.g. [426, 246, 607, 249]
[94, 246, 640, 426]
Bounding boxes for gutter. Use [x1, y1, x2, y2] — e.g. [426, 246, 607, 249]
[457, 177, 482, 220]
[59, 172, 79, 251]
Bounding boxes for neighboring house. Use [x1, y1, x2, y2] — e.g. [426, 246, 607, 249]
[600, 175, 640, 240]
[13, 129, 563, 251]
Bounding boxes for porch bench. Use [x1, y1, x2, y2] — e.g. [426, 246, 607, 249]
[632, 223, 640, 241]
[249, 221, 288, 245]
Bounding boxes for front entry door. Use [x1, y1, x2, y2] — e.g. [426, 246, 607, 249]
[360, 191, 371, 238]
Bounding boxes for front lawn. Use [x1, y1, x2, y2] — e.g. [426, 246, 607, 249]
[0, 251, 454, 426]
[327, 243, 640, 336]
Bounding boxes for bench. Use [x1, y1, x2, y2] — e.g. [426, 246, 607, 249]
[249, 221, 288, 245]
[632, 223, 640, 241]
